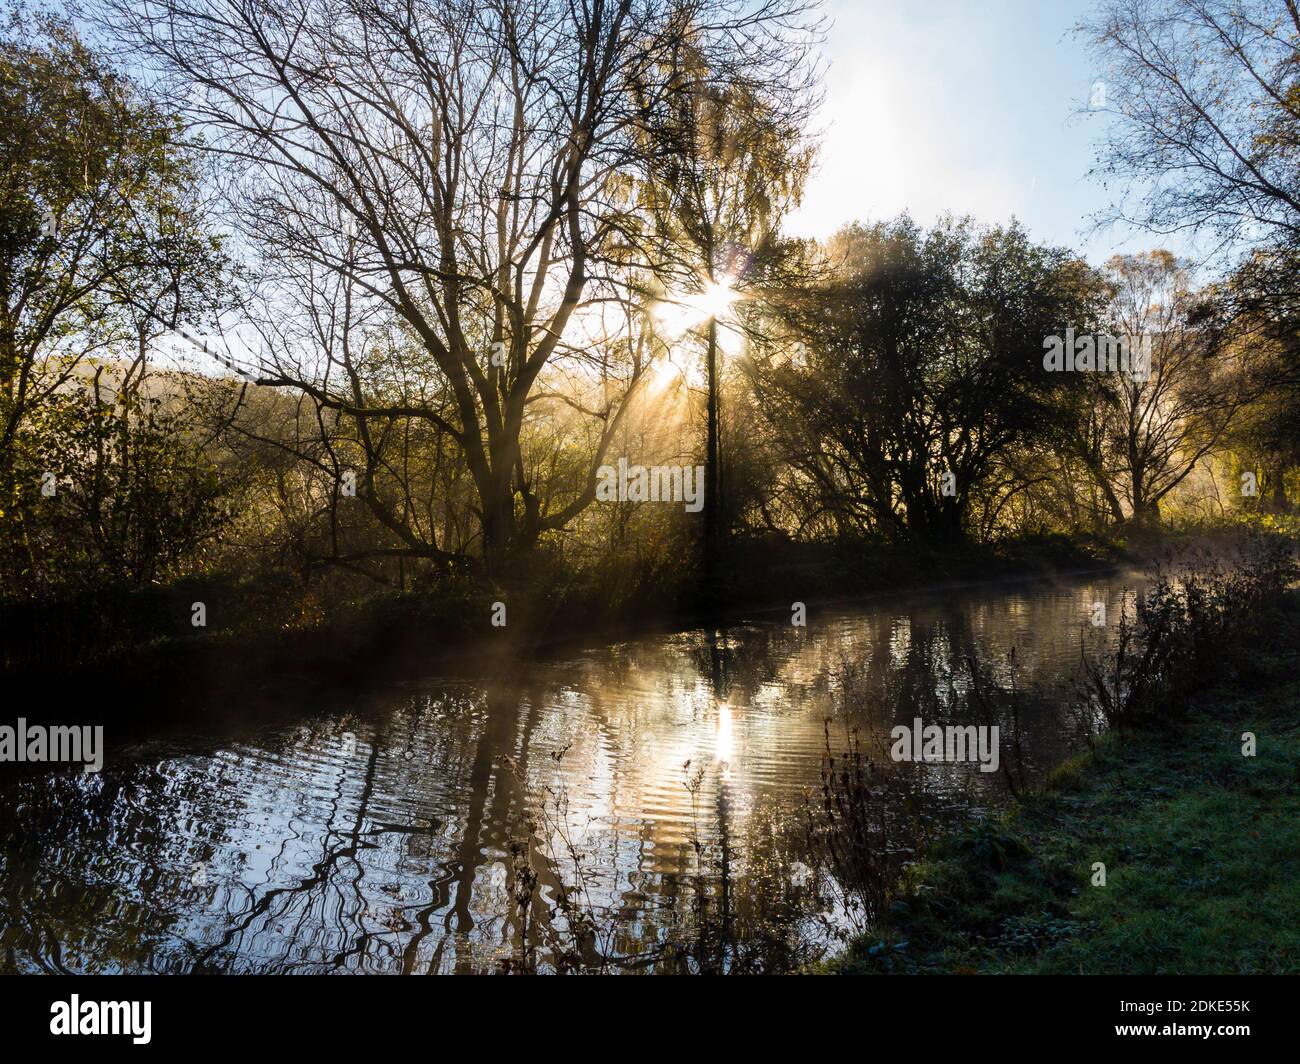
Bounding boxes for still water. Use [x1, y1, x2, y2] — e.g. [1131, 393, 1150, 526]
[0, 571, 1141, 973]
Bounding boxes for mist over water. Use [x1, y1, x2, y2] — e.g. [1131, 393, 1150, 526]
[0, 572, 1143, 973]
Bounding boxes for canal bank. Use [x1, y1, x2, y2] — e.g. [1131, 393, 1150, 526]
[829, 591, 1300, 975]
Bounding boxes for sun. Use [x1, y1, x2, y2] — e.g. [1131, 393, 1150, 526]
[698, 278, 738, 320]
[650, 275, 740, 342]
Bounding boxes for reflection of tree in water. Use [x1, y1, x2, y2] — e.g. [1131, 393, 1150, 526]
[0, 579, 1136, 972]
[0, 766, 192, 973]
[184, 681, 608, 973]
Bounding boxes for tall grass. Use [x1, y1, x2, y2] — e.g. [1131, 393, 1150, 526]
[800, 723, 913, 935]
[1079, 535, 1296, 735]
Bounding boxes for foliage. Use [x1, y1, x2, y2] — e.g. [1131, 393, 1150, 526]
[3, 367, 228, 595]
[750, 216, 1109, 545]
[0, 8, 228, 598]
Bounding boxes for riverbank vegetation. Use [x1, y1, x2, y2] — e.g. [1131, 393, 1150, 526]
[826, 540, 1300, 974]
[2, 0, 1299, 684]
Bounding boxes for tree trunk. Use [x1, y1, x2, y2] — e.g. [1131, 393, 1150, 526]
[704, 314, 721, 580]
[481, 476, 515, 579]
[1270, 464, 1289, 513]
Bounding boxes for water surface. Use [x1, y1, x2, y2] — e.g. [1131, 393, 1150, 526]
[0, 572, 1139, 973]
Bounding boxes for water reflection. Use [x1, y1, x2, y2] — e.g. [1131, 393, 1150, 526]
[0, 573, 1136, 973]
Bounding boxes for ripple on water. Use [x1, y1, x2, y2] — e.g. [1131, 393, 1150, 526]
[0, 572, 1144, 972]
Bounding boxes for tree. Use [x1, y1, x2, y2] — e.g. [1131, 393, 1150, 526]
[634, 34, 820, 578]
[0, 9, 227, 594]
[752, 217, 1106, 546]
[1080, 0, 1299, 260]
[1079, 0, 1300, 506]
[1064, 252, 1256, 527]
[1208, 245, 1300, 511]
[98, 0, 823, 577]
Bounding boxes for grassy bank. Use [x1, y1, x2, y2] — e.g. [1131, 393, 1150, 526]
[831, 590, 1300, 975]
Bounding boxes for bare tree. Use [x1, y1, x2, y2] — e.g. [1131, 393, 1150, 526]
[96, 0, 823, 577]
[1079, 0, 1300, 257]
[1069, 252, 1256, 525]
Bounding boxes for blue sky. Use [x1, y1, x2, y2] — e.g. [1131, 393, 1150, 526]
[783, 0, 1192, 266]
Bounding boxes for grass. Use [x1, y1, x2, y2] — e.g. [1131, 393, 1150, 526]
[830, 595, 1300, 975]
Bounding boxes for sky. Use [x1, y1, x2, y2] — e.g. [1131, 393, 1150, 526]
[782, 0, 1192, 266]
